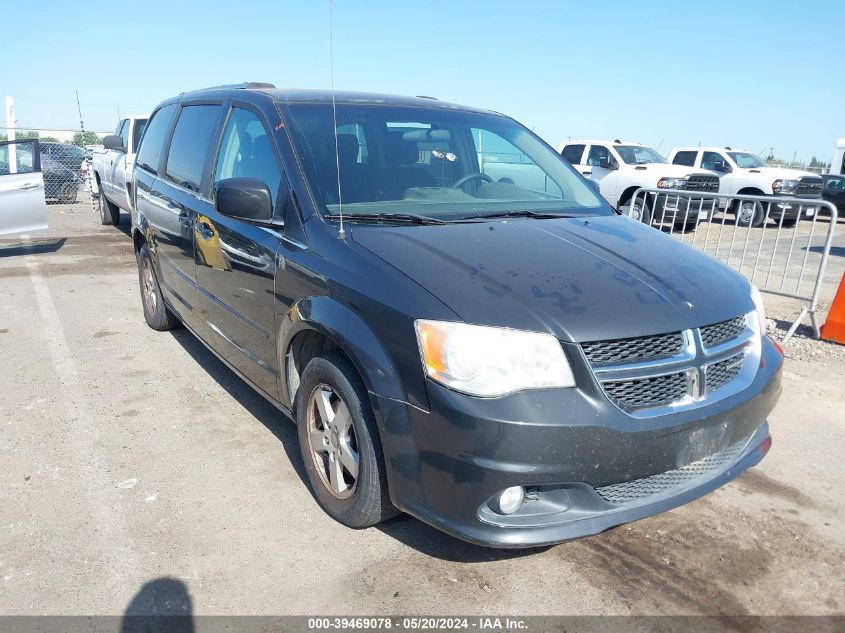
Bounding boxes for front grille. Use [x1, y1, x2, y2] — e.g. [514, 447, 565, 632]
[700, 315, 746, 348]
[594, 439, 747, 505]
[705, 353, 745, 393]
[796, 177, 823, 197]
[581, 331, 684, 366]
[603, 372, 688, 411]
[683, 174, 720, 193]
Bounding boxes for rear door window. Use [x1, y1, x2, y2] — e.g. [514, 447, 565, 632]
[673, 150, 697, 167]
[561, 144, 585, 164]
[136, 104, 178, 175]
[164, 105, 223, 193]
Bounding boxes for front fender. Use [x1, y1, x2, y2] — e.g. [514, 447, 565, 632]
[277, 295, 408, 410]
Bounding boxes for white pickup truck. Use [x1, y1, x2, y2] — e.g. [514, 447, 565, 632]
[558, 139, 720, 228]
[91, 115, 148, 225]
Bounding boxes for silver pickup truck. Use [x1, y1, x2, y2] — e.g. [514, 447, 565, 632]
[91, 115, 148, 225]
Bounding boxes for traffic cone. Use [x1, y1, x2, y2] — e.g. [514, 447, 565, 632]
[820, 272, 845, 344]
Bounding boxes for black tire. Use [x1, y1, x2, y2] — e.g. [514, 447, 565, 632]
[59, 182, 78, 204]
[136, 243, 178, 331]
[99, 188, 121, 226]
[734, 199, 766, 228]
[621, 198, 652, 225]
[296, 351, 397, 528]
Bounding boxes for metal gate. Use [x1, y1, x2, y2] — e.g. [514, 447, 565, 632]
[629, 188, 839, 341]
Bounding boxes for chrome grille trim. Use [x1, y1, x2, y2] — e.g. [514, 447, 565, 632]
[581, 314, 758, 418]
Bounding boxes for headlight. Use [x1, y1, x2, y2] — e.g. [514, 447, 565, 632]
[750, 284, 766, 335]
[414, 320, 575, 397]
[657, 176, 689, 189]
[772, 179, 798, 194]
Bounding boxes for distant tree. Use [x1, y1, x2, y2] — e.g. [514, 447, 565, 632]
[72, 131, 102, 147]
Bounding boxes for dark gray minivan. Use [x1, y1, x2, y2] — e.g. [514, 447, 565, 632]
[131, 83, 782, 548]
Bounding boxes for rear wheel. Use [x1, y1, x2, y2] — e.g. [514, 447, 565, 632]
[99, 188, 121, 225]
[296, 352, 396, 528]
[59, 182, 77, 204]
[137, 243, 178, 331]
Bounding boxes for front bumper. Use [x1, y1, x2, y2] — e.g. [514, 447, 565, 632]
[374, 337, 782, 548]
[653, 191, 718, 223]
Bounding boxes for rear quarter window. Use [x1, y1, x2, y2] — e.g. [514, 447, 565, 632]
[136, 104, 178, 175]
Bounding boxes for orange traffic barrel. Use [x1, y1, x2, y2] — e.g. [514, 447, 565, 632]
[820, 272, 845, 344]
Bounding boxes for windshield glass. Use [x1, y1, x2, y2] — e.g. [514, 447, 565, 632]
[282, 103, 609, 221]
[728, 152, 768, 168]
[614, 145, 667, 165]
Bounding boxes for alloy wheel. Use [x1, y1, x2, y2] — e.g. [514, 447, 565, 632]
[306, 384, 360, 500]
[141, 258, 157, 315]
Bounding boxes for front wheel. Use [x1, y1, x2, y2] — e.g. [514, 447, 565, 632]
[734, 200, 766, 227]
[59, 182, 78, 204]
[296, 352, 397, 528]
[620, 198, 652, 225]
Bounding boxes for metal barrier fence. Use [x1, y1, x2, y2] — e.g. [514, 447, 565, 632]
[0, 127, 98, 212]
[629, 188, 839, 341]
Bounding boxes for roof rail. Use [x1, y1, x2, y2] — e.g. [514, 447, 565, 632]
[201, 82, 277, 91]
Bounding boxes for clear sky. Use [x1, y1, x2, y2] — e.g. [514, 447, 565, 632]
[3, 0, 842, 163]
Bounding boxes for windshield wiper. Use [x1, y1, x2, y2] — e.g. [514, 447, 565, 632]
[325, 212, 447, 225]
[456, 210, 575, 221]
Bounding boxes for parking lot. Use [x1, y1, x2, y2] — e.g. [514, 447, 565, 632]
[1, 201, 844, 617]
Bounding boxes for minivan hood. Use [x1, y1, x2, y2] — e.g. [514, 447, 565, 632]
[352, 216, 753, 342]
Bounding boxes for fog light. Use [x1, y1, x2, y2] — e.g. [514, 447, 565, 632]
[495, 486, 525, 515]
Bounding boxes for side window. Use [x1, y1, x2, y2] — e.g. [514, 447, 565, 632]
[136, 104, 178, 175]
[213, 107, 282, 207]
[132, 119, 148, 153]
[115, 119, 126, 136]
[119, 120, 130, 149]
[0, 140, 38, 175]
[471, 128, 563, 199]
[586, 145, 612, 167]
[673, 151, 697, 167]
[164, 104, 223, 193]
[701, 151, 725, 171]
[561, 144, 585, 164]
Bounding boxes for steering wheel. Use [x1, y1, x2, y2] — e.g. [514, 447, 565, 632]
[453, 173, 493, 189]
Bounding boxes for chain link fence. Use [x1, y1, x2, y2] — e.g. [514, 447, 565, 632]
[0, 127, 103, 210]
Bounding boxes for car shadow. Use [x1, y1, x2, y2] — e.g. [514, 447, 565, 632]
[115, 215, 132, 238]
[121, 576, 194, 633]
[0, 237, 67, 257]
[168, 328, 545, 563]
[805, 245, 845, 257]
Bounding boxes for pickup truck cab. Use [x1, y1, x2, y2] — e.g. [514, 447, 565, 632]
[668, 147, 824, 227]
[131, 84, 781, 548]
[91, 115, 148, 225]
[558, 140, 720, 227]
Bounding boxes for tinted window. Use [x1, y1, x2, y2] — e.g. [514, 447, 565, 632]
[587, 145, 612, 166]
[561, 144, 585, 164]
[136, 104, 177, 175]
[701, 151, 726, 170]
[0, 141, 37, 175]
[119, 120, 130, 149]
[164, 105, 222, 192]
[132, 119, 148, 153]
[673, 151, 697, 167]
[214, 107, 282, 206]
[115, 119, 126, 135]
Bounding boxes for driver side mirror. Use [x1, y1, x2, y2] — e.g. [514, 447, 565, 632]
[215, 177, 278, 224]
[103, 135, 126, 153]
[599, 158, 618, 170]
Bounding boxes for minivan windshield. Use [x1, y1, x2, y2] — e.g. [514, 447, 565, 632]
[614, 145, 667, 165]
[728, 152, 768, 169]
[283, 104, 609, 222]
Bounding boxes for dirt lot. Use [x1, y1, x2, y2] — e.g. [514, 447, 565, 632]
[1, 202, 843, 617]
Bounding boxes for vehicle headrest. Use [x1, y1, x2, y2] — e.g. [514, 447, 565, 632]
[385, 131, 419, 166]
[336, 134, 360, 165]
